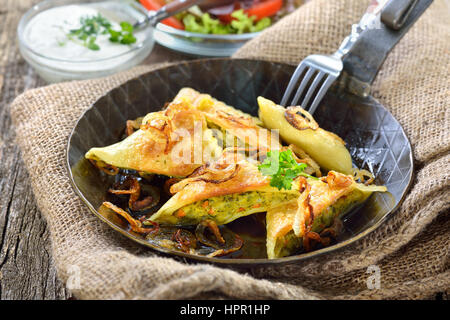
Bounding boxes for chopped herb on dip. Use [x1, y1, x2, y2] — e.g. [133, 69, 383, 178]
[66, 13, 136, 51]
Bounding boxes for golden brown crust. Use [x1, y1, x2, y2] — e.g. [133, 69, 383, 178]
[307, 172, 354, 216]
[169, 151, 270, 204]
[86, 100, 217, 177]
[174, 88, 281, 151]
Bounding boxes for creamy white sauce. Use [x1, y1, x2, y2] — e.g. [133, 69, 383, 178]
[22, 1, 151, 76]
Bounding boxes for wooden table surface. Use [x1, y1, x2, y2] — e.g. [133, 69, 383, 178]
[0, 0, 194, 299]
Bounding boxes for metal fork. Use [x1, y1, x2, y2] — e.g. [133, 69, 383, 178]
[280, 0, 390, 115]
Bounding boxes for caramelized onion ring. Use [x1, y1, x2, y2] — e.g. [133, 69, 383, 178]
[164, 177, 182, 195]
[320, 227, 337, 238]
[140, 114, 174, 154]
[195, 219, 225, 247]
[170, 163, 241, 194]
[295, 177, 319, 252]
[194, 163, 240, 184]
[102, 201, 156, 234]
[297, 176, 345, 252]
[172, 229, 197, 253]
[141, 103, 198, 154]
[126, 119, 141, 136]
[326, 171, 353, 189]
[88, 159, 119, 176]
[284, 106, 319, 131]
[137, 185, 160, 211]
[142, 219, 160, 233]
[207, 233, 244, 258]
[108, 177, 159, 212]
[352, 168, 375, 185]
[195, 220, 243, 257]
[131, 196, 153, 211]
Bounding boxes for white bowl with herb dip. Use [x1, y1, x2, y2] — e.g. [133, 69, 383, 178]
[18, 0, 154, 83]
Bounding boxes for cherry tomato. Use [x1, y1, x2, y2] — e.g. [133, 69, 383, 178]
[218, 0, 283, 23]
[245, 0, 283, 20]
[139, 0, 185, 30]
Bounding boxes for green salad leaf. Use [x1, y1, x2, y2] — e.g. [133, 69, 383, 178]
[230, 9, 271, 34]
[183, 13, 232, 34]
[183, 9, 272, 35]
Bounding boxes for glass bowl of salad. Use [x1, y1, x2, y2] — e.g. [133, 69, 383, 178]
[140, 0, 305, 56]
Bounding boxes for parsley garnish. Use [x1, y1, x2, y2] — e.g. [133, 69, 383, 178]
[66, 14, 136, 51]
[258, 149, 317, 190]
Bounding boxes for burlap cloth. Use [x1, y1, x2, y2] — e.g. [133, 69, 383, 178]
[9, 0, 449, 299]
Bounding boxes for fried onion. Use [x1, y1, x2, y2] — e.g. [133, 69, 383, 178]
[352, 168, 375, 185]
[195, 219, 225, 247]
[326, 171, 353, 189]
[163, 177, 182, 195]
[88, 159, 119, 176]
[170, 163, 241, 194]
[172, 229, 197, 253]
[126, 119, 142, 136]
[284, 106, 319, 131]
[288, 144, 322, 177]
[293, 177, 334, 252]
[295, 178, 316, 252]
[102, 201, 158, 234]
[108, 177, 159, 212]
[195, 219, 243, 257]
[140, 114, 174, 154]
[145, 226, 196, 253]
[140, 103, 201, 154]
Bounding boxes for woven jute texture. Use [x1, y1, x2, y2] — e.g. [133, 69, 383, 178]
[10, 0, 450, 299]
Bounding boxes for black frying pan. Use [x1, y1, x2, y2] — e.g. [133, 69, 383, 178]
[66, 0, 432, 266]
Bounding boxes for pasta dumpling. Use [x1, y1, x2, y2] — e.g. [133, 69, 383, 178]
[266, 171, 387, 259]
[149, 151, 300, 226]
[85, 100, 222, 177]
[257, 96, 353, 174]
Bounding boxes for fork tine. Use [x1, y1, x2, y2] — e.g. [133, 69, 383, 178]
[290, 68, 316, 106]
[280, 63, 307, 106]
[300, 71, 326, 111]
[307, 75, 337, 115]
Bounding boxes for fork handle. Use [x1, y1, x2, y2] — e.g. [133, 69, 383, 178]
[333, 0, 389, 60]
[339, 0, 433, 97]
